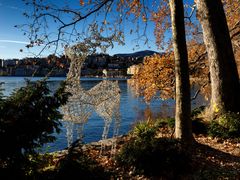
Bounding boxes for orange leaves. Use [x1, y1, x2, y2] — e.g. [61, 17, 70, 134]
[79, 0, 93, 6]
[116, 0, 146, 23]
[80, 0, 84, 6]
[130, 40, 212, 102]
[131, 53, 175, 102]
[130, 0, 239, 103]
[150, 2, 171, 48]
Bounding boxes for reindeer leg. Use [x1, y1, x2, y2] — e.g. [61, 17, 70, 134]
[111, 110, 121, 155]
[65, 121, 74, 148]
[100, 119, 111, 155]
[76, 123, 85, 143]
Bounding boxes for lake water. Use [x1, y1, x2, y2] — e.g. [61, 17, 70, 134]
[0, 76, 206, 152]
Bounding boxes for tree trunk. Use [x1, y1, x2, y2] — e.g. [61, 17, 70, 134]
[196, 0, 240, 115]
[170, 0, 192, 145]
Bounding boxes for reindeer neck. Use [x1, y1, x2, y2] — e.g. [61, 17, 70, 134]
[66, 56, 86, 85]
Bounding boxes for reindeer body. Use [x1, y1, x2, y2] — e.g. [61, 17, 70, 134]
[62, 45, 121, 154]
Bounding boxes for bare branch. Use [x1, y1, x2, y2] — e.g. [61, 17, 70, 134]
[57, 0, 113, 32]
[184, 3, 196, 21]
[34, 13, 66, 25]
[191, 83, 207, 101]
[22, 0, 114, 55]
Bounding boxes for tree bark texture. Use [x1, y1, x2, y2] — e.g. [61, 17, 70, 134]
[170, 0, 192, 144]
[196, 0, 240, 115]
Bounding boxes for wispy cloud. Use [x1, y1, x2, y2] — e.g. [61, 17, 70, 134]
[7, 5, 19, 10]
[0, 3, 22, 11]
[0, 40, 29, 45]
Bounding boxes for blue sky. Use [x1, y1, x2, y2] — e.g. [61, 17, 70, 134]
[0, 0, 50, 59]
[0, 0, 29, 59]
[0, 0, 161, 59]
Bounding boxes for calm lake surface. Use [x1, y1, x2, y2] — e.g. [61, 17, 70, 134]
[0, 76, 205, 152]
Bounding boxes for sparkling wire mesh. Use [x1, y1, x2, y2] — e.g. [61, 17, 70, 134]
[61, 44, 121, 154]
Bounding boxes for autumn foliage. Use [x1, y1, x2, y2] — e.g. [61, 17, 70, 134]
[130, 0, 239, 102]
[130, 53, 175, 102]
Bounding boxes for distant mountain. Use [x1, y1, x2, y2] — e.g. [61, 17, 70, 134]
[114, 50, 158, 58]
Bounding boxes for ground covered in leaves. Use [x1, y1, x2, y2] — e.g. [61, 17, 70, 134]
[48, 133, 240, 180]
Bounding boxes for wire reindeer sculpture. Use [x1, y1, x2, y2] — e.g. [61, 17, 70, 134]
[61, 39, 121, 154]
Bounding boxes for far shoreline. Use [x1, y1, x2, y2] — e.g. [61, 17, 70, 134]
[0, 75, 132, 80]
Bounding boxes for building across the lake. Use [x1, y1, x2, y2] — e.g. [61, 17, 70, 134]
[127, 64, 141, 76]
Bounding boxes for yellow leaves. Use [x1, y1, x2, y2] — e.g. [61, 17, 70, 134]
[130, 53, 175, 102]
[213, 103, 220, 113]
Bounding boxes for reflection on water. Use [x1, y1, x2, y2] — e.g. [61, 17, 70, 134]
[134, 102, 175, 121]
[0, 76, 207, 152]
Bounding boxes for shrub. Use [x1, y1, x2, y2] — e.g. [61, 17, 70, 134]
[191, 106, 205, 117]
[154, 117, 175, 129]
[52, 141, 109, 180]
[116, 137, 190, 177]
[131, 118, 175, 140]
[117, 119, 190, 177]
[0, 79, 69, 178]
[165, 117, 175, 128]
[191, 118, 208, 135]
[25, 152, 55, 178]
[208, 112, 240, 139]
[190, 106, 208, 135]
[154, 115, 208, 135]
[131, 120, 157, 141]
[21, 142, 110, 179]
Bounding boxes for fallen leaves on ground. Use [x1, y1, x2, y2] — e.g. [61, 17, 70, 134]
[50, 134, 240, 179]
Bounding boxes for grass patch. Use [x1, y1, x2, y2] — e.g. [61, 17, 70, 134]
[208, 112, 240, 139]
